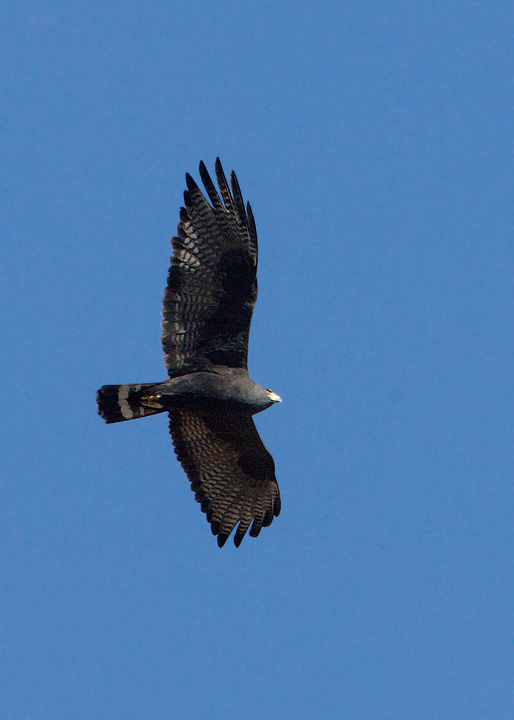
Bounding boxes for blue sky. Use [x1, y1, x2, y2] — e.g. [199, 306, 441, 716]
[2, 1, 513, 718]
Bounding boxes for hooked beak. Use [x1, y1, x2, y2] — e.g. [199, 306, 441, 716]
[267, 391, 282, 403]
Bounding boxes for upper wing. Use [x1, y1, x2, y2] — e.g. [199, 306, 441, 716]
[162, 159, 259, 377]
[168, 408, 281, 547]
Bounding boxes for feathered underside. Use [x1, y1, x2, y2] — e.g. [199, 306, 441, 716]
[169, 408, 281, 547]
[162, 158, 259, 377]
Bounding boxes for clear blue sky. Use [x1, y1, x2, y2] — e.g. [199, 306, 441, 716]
[2, 2, 513, 718]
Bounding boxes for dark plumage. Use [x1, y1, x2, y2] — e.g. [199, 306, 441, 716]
[97, 159, 281, 547]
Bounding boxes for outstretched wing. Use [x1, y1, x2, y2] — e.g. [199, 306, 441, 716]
[169, 409, 281, 547]
[162, 159, 258, 377]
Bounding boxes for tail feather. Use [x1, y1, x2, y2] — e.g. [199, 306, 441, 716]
[97, 383, 165, 424]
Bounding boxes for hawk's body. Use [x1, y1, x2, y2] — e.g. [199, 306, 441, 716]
[97, 160, 281, 547]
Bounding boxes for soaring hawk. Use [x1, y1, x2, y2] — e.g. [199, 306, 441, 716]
[97, 160, 281, 547]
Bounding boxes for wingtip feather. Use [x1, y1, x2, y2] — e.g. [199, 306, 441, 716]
[185, 172, 196, 190]
[217, 533, 229, 548]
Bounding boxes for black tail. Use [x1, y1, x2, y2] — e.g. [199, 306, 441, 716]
[97, 383, 165, 424]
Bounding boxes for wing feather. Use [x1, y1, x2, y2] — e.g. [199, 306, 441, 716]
[162, 159, 258, 376]
[168, 408, 281, 547]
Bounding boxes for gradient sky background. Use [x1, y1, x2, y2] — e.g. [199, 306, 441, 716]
[2, 2, 513, 718]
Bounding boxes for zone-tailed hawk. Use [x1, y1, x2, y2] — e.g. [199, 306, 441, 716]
[97, 159, 281, 547]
